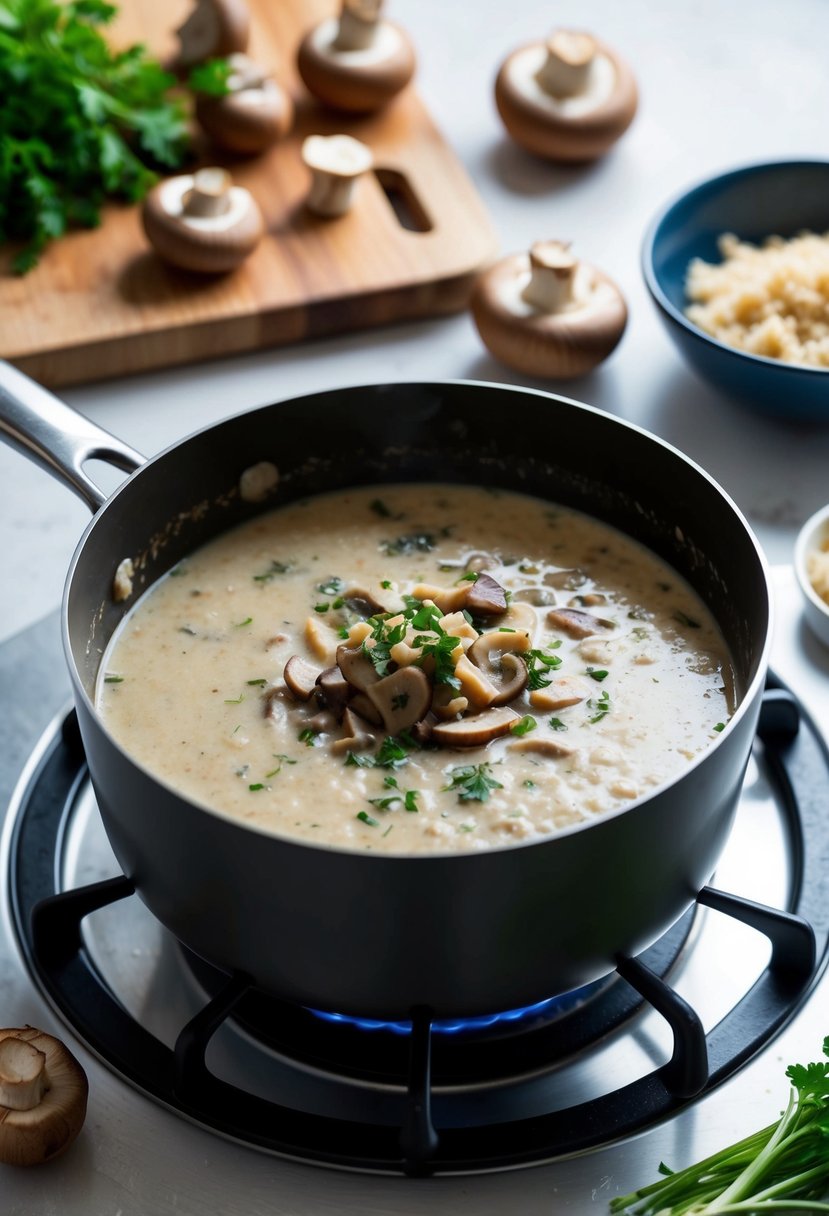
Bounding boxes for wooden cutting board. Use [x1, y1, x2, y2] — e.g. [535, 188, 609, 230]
[0, 0, 497, 387]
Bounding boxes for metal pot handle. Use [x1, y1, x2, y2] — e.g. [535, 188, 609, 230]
[0, 361, 144, 513]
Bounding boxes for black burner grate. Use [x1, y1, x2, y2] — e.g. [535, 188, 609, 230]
[6, 678, 829, 1174]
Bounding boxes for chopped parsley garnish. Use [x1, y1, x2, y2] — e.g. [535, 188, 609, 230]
[523, 779, 537, 789]
[356, 811, 379, 827]
[587, 690, 611, 723]
[233, 617, 253, 627]
[317, 576, 344, 596]
[223, 693, 244, 704]
[510, 715, 537, 736]
[548, 717, 568, 731]
[246, 678, 267, 686]
[412, 632, 462, 689]
[457, 571, 480, 584]
[345, 735, 412, 769]
[674, 609, 701, 628]
[443, 763, 503, 803]
[381, 579, 392, 589]
[381, 533, 437, 557]
[248, 783, 265, 792]
[713, 722, 726, 732]
[523, 646, 563, 690]
[253, 559, 291, 582]
[265, 754, 297, 777]
[367, 775, 421, 813]
[586, 668, 609, 681]
[103, 674, 124, 683]
[314, 602, 330, 613]
[298, 728, 320, 746]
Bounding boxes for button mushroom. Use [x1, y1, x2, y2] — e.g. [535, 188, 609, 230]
[365, 666, 431, 733]
[302, 134, 374, 218]
[471, 239, 627, 379]
[0, 1027, 88, 1167]
[332, 707, 377, 753]
[336, 642, 381, 692]
[468, 631, 531, 705]
[431, 706, 520, 748]
[315, 665, 353, 718]
[142, 167, 264, 273]
[464, 572, 509, 617]
[283, 655, 319, 701]
[195, 54, 294, 154]
[175, 0, 250, 70]
[509, 737, 574, 758]
[529, 675, 591, 711]
[546, 605, 615, 638]
[297, 0, 416, 113]
[494, 28, 638, 162]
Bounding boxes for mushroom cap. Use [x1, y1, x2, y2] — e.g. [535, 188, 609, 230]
[142, 174, 264, 274]
[470, 251, 627, 379]
[297, 16, 415, 112]
[175, 0, 250, 69]
[0, 1028, 88, 1167]
[196, 79, 294, 154]
[494, 36, 637, 162]
[302, 133, 374, 179]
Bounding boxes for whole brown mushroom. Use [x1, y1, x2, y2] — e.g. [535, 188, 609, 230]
[0, 1027, 88, 1167]
[175, 0, 250, 70]
[142, 167, 264, 274]
[297, 0, 415, 113]
[471, 239, 627, 379]
[195, 54, 294, 154]
[495, 28, 638, 162]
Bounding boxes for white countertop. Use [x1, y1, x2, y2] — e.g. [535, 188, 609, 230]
[2, 0, 829, 643]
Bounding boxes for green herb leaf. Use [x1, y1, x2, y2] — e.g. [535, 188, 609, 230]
[317, 576, 344, 596]
[103, 674, 124, 683]
[246, 678, 267, 686]
[587, 690, 610, 723]
[187, 56, 232, 96]
[548, 717, 568, 731]
[382, 533, 436, 557]
[586, 668, 609, 681]
[523, 647, 563, 690]
[248, 783, 265, 792]
[713, 721, 726, 732]
[0, 0, 190, 271]
[224, 693, 245, 704]
[314, 602, 330, 613]
[298, 728, 319, 747]
[356, 810, 379, 827]
[233, 616, 253, 627]
[510, 715, 537, 737]
[442, 763, 503, 804]
[253, 559, 291, 582]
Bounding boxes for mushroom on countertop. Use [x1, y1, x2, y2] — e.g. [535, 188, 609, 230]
[175, 0, 250, 69]
[297, 0, 415, 113]
[142, 167, 264, 273]
[0, 1027, 88, 1167]
[470, 239, 627, 379]
[302, 134, 374, 217]
[195, 54, 293, 153]
[495, 28, 638, 162]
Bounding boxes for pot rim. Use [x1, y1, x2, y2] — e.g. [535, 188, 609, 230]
[61, 378, 774, 860]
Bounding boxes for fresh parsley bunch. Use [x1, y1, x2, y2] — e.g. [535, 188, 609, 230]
[0, 0, 190, 272]
[611, 1036, 829, 1213]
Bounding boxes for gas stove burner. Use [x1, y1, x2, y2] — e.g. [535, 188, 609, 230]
[4, 678, 829, 1175]
[306, 985, 602, 1035]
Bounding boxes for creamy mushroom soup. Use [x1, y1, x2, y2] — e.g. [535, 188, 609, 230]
[97, 484, 736, 854]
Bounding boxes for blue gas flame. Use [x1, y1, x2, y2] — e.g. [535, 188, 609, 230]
[307, 986, 594, 1037]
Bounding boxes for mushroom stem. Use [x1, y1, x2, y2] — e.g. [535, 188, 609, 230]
[334, 0, 382, 51]
[302, 134, 373, 218]
[0, 1038, 49, 1111]
[182, 168, 234, 218]
[535, 29, 597, 98]
[521, 240, 577, 312]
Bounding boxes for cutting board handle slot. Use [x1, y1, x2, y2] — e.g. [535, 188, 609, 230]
[374, 168, 432, 233]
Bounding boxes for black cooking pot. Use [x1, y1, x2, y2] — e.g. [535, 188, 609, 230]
[0, 365, 772, 1019]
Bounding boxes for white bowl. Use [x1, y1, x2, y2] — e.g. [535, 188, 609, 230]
[794, 503, 829, 648]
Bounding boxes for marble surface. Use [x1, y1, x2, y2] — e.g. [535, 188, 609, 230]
[2, 0, 829, 643]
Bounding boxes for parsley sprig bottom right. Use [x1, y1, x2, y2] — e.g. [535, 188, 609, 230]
[610, 1036, 829, 1213]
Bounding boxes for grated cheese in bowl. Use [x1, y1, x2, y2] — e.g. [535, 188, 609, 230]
[685, 231, 829, 368]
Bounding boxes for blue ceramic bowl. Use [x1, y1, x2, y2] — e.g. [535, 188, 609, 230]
[642, 160, 829, 422]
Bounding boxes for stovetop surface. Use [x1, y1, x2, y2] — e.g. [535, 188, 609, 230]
[1, 568, 828, 1215]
